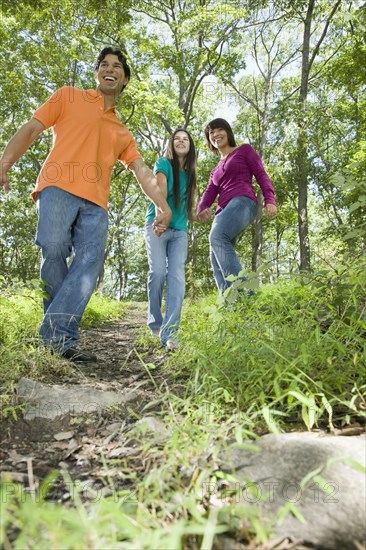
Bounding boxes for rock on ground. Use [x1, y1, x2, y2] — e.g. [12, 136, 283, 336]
[219, 431, 366, 550]
[17, 377, 142, 420]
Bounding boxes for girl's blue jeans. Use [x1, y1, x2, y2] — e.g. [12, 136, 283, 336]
[145, 222, 188, 347]
[209, 196, 258, 295]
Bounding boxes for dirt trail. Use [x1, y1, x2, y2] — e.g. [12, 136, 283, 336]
[0, 304, 170, 501]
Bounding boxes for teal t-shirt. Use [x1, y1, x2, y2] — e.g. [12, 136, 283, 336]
[146, 156, 188, 232]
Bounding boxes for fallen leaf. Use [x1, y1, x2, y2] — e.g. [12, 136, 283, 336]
[333, 426, 365, 436]
[8, 450, 33, 463]
[54, 431, 74, 441]
[64, 445, 83, 459]
[52, 442, 70, 450]
[0, 449, 9, 460]
[107, 446, 127, 458]
[1, 471, 29, 482]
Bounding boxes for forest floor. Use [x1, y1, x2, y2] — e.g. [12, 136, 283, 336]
[0, 303, 176, 504]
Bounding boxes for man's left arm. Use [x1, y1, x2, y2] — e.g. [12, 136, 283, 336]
[128, 158, 172, 233]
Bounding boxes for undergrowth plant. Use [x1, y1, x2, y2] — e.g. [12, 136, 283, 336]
[176, 259, 366, 433]
[0, 283, 127, 417]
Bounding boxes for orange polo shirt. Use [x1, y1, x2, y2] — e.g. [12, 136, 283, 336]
[31, 86, 141, 211]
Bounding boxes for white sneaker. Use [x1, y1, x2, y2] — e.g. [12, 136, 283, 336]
[166, 339, 180, 351]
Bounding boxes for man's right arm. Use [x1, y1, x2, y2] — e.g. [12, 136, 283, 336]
[0, 118, 45, 192]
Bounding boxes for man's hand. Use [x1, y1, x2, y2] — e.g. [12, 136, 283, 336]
[153, 207, 170, 236]
[264, 203, 277, 219]
[0, 161, 11, 193]
[129, 159, 172, 235]
[196, 207, 214, 223]
[0, 118, 45, 194]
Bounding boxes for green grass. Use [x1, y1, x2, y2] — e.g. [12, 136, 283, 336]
[175, 264, 366, 433]
[0, 285, 126, 348]
[0, 285, 127, 416]
[81, 293, 127, 327]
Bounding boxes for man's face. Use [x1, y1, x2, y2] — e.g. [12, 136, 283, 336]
[95, 54, 129, 97]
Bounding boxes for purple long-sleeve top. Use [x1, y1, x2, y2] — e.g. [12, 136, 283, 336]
[196, 144, 276, 214]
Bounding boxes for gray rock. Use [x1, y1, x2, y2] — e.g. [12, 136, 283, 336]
[17, 377, 140, 420]
[218, 432, 366, 550]
[136, 416, 168, 438]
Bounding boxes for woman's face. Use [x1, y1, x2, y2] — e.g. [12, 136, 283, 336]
[173, 131, 190, 157]
[208, 127, 228, 149]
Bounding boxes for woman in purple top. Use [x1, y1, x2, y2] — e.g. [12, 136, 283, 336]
[196, 118, 277, 295]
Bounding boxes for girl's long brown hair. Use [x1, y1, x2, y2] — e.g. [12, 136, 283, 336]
[165, 128, 197, 221]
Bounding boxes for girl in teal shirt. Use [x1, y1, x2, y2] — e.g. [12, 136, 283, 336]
[145, 129, 198, 351]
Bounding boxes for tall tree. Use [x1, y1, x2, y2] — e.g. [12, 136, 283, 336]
[229, 6, 302, 272]
[293, 0, 342, 271]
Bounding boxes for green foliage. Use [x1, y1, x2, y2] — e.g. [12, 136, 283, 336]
[176, 260, 366, 432]
[1, 0, 365, 294]
[0, 279, 43, 347]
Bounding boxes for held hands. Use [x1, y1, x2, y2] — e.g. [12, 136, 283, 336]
[264, 203, 277, 220]
[196, 207, 214, 223]
[153, 207, 172, 237]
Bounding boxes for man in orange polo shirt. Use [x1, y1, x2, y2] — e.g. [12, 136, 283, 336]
[0, 47, 172, 363]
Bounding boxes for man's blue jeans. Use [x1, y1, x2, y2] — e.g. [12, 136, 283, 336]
[35, 187, 108, 351]
[209, 196, 258, 295]
[145, 222, 188, 346]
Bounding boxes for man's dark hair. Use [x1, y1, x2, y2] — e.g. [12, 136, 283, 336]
[204, 118, 237, 155]
[95, 47, 131, 93]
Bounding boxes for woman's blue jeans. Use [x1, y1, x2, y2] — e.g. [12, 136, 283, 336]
[145, 223, 188, 346]
[209, 196, 258, 295]
[35, 187, 108, 351]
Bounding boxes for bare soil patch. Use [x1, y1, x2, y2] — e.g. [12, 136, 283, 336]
[0, 304, 171, 502]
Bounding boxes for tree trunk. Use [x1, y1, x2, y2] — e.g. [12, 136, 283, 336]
[252, 101, 270, 273]
[297, 127, 311, 271]
[296, 0, 314, 272]
[252, 192, 263, 273]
